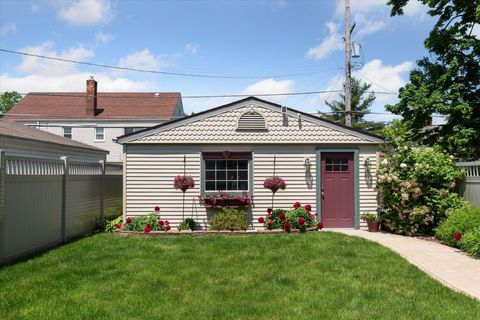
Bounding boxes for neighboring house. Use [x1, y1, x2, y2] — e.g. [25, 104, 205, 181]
[4, 78, 184, 164]
[117, 97, 384, 229]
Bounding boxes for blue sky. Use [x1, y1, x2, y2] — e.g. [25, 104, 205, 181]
[0, 0, 436, 121]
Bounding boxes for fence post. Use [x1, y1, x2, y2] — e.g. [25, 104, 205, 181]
[0, 150, 6, 261]
[99, 160, 105, 227]
[61, 156, 69, 242]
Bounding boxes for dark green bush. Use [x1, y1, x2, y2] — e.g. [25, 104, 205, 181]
[209, 208, 247, 231]
[435, 206, 480, 247]
[459, 228, 480, 258]
[178, 218, 196, 231]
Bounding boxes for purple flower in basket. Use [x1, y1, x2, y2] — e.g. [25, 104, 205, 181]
[174, 175, 195, 192]
[263, 176, 287, 193]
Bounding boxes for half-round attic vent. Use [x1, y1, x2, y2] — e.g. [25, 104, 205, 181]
[237, 109, 268, 131]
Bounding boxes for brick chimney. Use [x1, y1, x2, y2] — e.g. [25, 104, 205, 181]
[86, 76, 97, 116]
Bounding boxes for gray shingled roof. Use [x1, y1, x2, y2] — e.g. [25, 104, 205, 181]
[0, 119, 108, 153]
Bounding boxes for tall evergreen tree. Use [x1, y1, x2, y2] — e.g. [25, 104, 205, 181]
[320, 77, 385, 135]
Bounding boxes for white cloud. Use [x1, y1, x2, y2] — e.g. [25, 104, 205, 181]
[58, 0, 112, 26]
[0, 73, 155, 93]
[1, 23, 16, 36]
[95, 31, 114, 44]
[185, 42, 200, 54]
[354, 59, 413, 101]
[17, 42, 94, 76]
[472, 23, 480, 39]
[275, 1, 288, 9]
[306, 30, 343, 61]
[117, 49, 166, 71]
[240, 78, 295, 102]
[403, 0, 426, 17]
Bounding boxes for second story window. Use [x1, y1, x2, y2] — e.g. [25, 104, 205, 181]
[95, 127, 105, 141]
[124, 127, 146, 135]
[63, 127, 72, 139]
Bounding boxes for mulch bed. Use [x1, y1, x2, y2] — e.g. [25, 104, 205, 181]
[115, 227, 319, 237]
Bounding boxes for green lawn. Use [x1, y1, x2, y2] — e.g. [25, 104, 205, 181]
[1, 232, 478, 319]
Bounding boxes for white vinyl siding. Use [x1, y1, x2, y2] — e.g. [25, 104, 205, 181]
[359, 145, 378, 222]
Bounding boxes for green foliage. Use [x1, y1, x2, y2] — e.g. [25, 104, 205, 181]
[361, 213, 379, 222]
[377, 145, 466, 235]
[386, 0, 480, 159]
[209, 208, 247, 230]
[123, 213, 168, 231]
[178, 218, 196, 231]
[263, 206, 316, 230]
[104, 216, 122, 233]
[435, 206, 480, 247]
[0, 91, 22, 116]
[459, 228, 480, 258]
[320, 77, 386, 135]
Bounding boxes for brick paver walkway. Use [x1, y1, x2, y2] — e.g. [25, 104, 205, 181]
[334, 229, 480, 301]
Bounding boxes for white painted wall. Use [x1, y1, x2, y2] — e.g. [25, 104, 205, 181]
[20, 120, 169, 163]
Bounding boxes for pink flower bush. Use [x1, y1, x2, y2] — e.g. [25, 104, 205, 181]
[263, 176, 286, 193]
[174, 175, 195, 192]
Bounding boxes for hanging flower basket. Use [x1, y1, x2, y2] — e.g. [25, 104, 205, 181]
[174, 175, 195, 192]
[263, 176, 286, 193]
[198, 191, 252, 208]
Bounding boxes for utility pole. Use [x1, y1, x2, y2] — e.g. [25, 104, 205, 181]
[344, 0, 352, 127]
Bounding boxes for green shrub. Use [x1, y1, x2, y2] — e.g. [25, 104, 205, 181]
[261, 205, 316, 231]
[209, 208, 247, 231]
[178, 218, 196, 231]
[459, 228, 480, 258]
[377, 144, 466, 235]
[435, 206, 480, 246]
[104, 216, 122, 233]
[361, 212, 378, 222]
[123, 213, 170, 231]
[284, 207, 316, 229]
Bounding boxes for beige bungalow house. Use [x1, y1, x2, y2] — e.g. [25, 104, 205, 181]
[116, 97, 383, 229]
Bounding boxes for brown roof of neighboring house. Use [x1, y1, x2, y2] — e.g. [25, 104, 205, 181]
[4, 92, 182, 121]
[0, 119, 107, 152]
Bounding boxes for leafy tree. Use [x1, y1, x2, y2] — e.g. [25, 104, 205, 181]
[386, 0, 480, 160]
[320, 77, 386, 135]
[0, 91, 22, 117]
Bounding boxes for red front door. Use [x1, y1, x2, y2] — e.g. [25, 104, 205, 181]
[321, 152, 355, 228]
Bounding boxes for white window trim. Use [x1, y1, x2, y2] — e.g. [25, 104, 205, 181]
[95, 127, 105, 142]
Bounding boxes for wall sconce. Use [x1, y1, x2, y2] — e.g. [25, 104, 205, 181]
[364, 157, 370, 165]
[304, 157, 311, 169]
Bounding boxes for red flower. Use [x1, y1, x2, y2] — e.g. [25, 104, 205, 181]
[304, 204, 312, 212]
[316, 222, 324, 230]
[115, 223, 121, 229]
[297, 217, 306, 226]
[267, 208, 273, 214]
[126, 217, 132, 224]
[144, 227, 151, 233]
[283, 221, 292, 230]
[158, 220, 165, 226]
[258, 217, 265, 223]
[278, 213, 286, 220]
[146, 223, 151, 228]
[266, 213, 270, 218]
[453, 232, 462, 241]
[293, 201, 301, 208]
[154, 206, 160, 212]
[267, 220, 273, 227]
[165, 225, 171, 231]
[165, 220, 170, 225]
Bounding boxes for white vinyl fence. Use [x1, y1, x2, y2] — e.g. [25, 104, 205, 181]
[456, 161, 480, 207]
[0, 152, 122, 265]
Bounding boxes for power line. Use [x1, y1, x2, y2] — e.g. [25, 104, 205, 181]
[2, 90, 397, 99]
[356, 71, 397, 94]
[0, 48, 342, 79]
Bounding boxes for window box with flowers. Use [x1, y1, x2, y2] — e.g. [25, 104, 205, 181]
[198, 191, 253, 209]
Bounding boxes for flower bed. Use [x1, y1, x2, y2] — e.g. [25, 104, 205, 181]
[114, 227, 320, 237]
